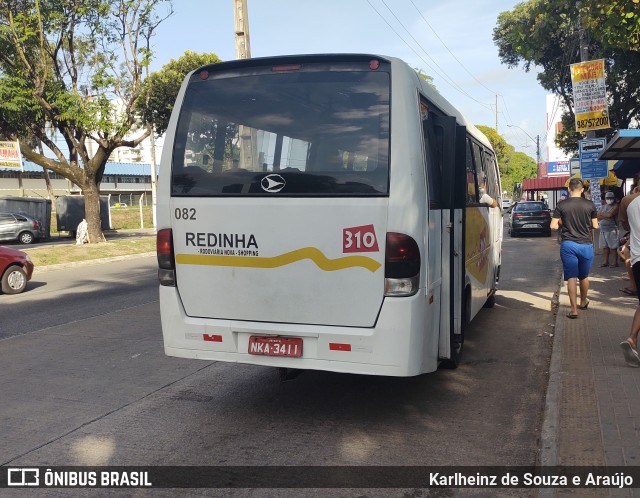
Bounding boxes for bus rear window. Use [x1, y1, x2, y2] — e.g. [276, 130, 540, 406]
[171, 69, 390, 196]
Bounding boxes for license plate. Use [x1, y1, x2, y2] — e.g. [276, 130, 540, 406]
[522, 224, 540, 228]
[248, 336, 303, 357]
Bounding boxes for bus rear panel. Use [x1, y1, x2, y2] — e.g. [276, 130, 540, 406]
[157, 54, 500, 376]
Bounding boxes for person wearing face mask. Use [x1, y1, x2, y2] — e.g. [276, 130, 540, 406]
[597, 191, 620, 267]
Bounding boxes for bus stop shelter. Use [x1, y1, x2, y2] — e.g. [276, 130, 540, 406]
[600, 129, 640, 161]
[600, 129, 640, 182]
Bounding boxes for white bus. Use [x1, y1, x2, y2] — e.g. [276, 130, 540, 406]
[156, 54, 503, 377]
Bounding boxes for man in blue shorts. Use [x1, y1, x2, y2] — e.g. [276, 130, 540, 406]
[550, 178, 598, 319]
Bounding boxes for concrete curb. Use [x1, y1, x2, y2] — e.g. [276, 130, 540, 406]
[538, 276, 564, 498]
[34, 252, 156, 273]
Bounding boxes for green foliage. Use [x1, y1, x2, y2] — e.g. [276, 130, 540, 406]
[506, 151, 539, 193]
[476, 125, 511, 168]
[0, 0, 173, 169]
[475, 125, 537, 193]
[137, 50, 221, 135]
[414, 68, 438, 92]
[0, 0, 173, 240]
[493, 0, 640, 157]
[581, 0, 640, 51]
[556, 112, 584, 157]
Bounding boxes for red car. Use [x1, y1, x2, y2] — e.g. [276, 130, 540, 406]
[0, 246, 34, 294]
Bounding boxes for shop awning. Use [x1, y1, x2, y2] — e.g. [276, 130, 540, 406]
[523, 176, 570, 191]
[599, 129, 640, 160]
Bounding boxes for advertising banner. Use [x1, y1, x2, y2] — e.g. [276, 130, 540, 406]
[570, 59, 610, 133]
[0, 141, 23, 170]
[547, 161, 570, 177]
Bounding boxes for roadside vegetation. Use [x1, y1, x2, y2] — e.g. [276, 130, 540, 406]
[27, 205, 157, 267]
[24, 237, 156, 267]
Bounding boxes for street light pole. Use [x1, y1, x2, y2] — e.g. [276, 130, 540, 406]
[508, 124, 540, 168]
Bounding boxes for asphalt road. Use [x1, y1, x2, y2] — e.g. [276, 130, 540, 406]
[0, 233, 562, 497]
[0, 255, 158, 340]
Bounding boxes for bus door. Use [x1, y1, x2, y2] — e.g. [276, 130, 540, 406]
[431, 116, 466, 361]
[422, 104, 442, 350]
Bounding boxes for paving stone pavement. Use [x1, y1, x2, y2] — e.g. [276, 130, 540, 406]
[542, 263, 640, 497]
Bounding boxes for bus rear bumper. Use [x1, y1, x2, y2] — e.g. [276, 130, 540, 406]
[159, 286, 438, 377]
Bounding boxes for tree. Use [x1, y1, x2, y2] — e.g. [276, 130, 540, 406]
[493, 0, 640, 157]
[505, 151, 538, 193]
[476, 125, 510, 168]
[476, 125, 537, 193]
[137, 50, 221, 136]
[414, 68, 437, 92]
[580, 0, 640, 51]
[0, 0, 173, 243]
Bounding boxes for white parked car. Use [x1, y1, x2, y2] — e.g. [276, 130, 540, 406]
[502, 198, 512, 210]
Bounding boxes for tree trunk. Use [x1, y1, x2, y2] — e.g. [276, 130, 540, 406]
[83, 182, 106, 243]
[42, 168, 56, 200]
[37, 142, 56, 200]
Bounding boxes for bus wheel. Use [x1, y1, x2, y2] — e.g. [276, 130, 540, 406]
[483, 292, 496, 308]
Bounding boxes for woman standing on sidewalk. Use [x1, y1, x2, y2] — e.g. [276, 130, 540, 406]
[550, 178, 599, 319]
[618, 189, 640, 367]
[597, 191, 620, 267]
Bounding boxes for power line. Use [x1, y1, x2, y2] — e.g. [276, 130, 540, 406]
[407, 0, 526, 134]
[379, 0, 468, 95]
[499, 96, 515, 127]
[541, 29, 580, 144]
[408, 0, 497, 96]
[365, 0, 494, 111]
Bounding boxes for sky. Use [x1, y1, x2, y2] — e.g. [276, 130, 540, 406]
[147, 0, 551, 161]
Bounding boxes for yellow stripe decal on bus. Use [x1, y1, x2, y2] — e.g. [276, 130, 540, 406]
[176, 247, 382, 273]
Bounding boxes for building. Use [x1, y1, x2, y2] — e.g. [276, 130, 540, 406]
[541, 94, 572, 180]
[0, 161, 152, 204]
[545, 94, 572, 163]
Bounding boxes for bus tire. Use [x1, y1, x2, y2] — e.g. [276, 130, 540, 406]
[483, 292, 496, 308]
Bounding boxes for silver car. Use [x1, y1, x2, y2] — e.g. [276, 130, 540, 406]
[0, 212, 43, 244]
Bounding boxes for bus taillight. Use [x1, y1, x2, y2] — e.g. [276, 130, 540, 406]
[157, 228, 176, 286]
[384, 232, 420, 297]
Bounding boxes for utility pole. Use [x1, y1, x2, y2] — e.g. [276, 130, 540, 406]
[507, 124, 540, 166]
[495, 94, 498, 133]
[233, 0, 256, 169]
[233, 0, 251, 59]
[577, 4, 595, 140]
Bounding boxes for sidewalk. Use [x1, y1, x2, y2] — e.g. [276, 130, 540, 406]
[542, 262, 640, 497]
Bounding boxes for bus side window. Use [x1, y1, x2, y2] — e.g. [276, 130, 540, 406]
[465, 138, 478, 204]
[483, 151, 500, 200]
[420, 98, 442, 209]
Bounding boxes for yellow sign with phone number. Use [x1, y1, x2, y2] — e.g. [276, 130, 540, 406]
[570, 59, 610, 133]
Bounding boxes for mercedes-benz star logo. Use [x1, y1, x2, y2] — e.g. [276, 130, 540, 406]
[261, 174, 286, 193]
